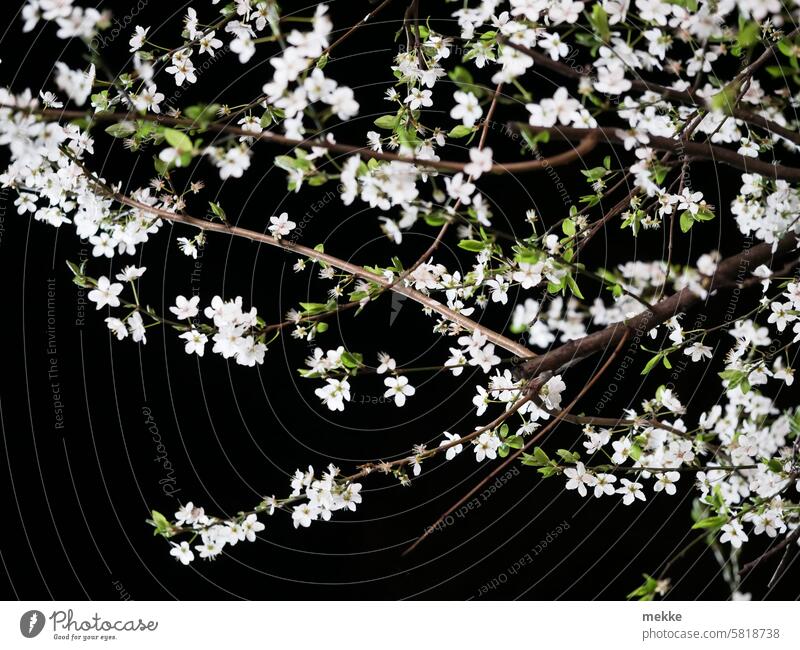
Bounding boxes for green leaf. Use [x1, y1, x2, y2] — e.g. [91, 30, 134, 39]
[565, 274, 584, 300]
[691, 515, 728, 530]
[153, 156, 169, 177]
[521, 446, 550, 467]
[505, 435, 524, 450]
[736, 19, 760, 50]
[150, 510, 171, 536]
[340, 351, 362, 369]
[448, 124, 475, 138]
[766, 458, 784, 474]
[556, 449, 580, 463]
[679, 210, 695, 233]
[184, 103, 220, 127]
[424, 212, 447, 226]
[448, 65, 476, 90]
[627, 574, 659, 601]
[642, 353, 662, 375]
[709, 82, 741, 114]
[163, 128, 193, 153]
[458, 239, 485, 252]
[373, 114, 399, 130]
[397, 126, 418, 150]
[589, 3, 610, 42]
[208, 201, 227, 221]
[299, 302, 328, 314]
[105, 122, 136, 138]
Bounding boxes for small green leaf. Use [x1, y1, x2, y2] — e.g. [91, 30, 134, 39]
[150, 510, 171, 536]
[448, 124, 475, 138]
[679, 211, 695, 233]
[505, 435, 524, 449]
[691, 515, 728, 530]
[163, 128, 193, 153]
[458, 239, 485, 252]
[105, 122, 136, 138]
[766, 458, 784, 474]
[373, 114, 399, 130]
[642, 354, 662, 375]
[556, 449, 580, 463]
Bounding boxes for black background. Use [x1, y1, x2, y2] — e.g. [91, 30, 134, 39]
[0, 0, 797, 600]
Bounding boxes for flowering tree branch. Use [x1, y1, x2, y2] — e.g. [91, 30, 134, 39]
[3, 0, 800, 600]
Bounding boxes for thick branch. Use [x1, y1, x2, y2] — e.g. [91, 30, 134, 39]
[512, 123, 800, 181]
[521, 232, 800, 378]
[2, 105, 595, 175]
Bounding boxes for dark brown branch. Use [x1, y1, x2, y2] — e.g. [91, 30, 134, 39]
[521, 231, 800, 379]
[739, 526, 800, 576]
[511, 123, 800, 181]
[2, 105, 596, 175]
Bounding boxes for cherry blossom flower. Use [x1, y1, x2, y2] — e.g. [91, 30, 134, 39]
[684, 342, 712, 362]
[464, 147, 493, 179]
[179, 330, 207, 356]
[128, 25, 149, 52]
[564, 462, 597, 497]
[439, 432, 463, 460]
[269, 212, 297, 239]
[404, 88, 433, 110]
[474, 431, 500, 462]
[169, 541, 194, 565]
[450, 90, 482, 127]
[88, 276, 123, 309]
[383, 376, 415, 407]
[376, 353, 396, 374]
[170, 295, 200, 320]
[617, 478, 646, 505]
[719, 521, 748, 549]
[593, 473, 617, 498]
